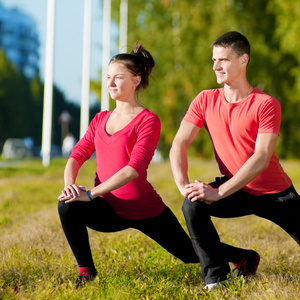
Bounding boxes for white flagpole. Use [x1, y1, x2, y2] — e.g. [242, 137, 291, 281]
[119, 0, 128, 53]
[41, 0, 56, 167]
[101, 0, 111, 111]
[80, 0, 92, 138]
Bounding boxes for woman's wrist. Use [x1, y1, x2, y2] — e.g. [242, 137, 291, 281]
[86, 190, 93, 201]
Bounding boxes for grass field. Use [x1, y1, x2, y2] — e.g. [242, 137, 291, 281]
[1, 158, 300, 299]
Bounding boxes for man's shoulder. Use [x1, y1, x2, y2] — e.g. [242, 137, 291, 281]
[200, 88, 223, 96]
[252, 87, 281, 106]
[253, 87, 278, 100]
[194, 88, 222, 101]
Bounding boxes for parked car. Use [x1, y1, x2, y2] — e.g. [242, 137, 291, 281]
[2, 138, 33, 159]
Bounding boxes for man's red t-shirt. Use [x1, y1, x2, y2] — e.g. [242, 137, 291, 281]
[184, 87, 292, 195]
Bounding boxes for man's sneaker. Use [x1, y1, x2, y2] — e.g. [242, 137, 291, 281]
[204, 280, 228, 292]
[232, 249, 260, 278]
[75, 267, 97, 289]
[204, 282, 220, 292]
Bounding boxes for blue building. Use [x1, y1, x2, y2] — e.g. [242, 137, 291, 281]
[0, 4, 39, 78]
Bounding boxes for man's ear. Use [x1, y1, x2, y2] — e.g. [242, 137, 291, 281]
[241, 54, 249, 65]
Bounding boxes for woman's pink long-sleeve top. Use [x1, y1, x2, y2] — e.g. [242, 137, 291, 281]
[70, 109, 165, 219]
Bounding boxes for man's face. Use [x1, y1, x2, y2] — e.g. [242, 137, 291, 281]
[212, 46, 244, 85]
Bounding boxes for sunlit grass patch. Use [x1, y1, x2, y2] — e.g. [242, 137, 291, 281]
[1, 158, 300, 299]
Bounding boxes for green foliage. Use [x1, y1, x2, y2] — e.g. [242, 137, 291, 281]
[0, 50, 84, 150]
[105, 0, 300, 159]
[0, 51, 36, 146]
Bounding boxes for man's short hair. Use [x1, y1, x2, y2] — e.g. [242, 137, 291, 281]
[211, 31, 250, 59]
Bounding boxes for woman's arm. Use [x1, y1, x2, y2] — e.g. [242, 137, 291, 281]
[59, 112, 158, 203]
[58, 158, 84, 201]
[64, 157, 80, 186]
[89, 166, 139, 199]
[58, 161, 139, 204]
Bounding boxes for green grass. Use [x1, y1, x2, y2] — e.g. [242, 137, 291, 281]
[1, 158, 300, 299]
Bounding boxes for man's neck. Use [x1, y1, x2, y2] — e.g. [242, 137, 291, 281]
[224, 84, 253, 103]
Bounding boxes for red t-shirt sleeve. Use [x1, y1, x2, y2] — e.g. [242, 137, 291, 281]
[69, 114, 100, 166]
[257, 97, 281, 135]
[183, 91, 206, 128]
[127, 113, 161, 175]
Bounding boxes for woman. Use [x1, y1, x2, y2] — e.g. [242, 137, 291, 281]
[58, 43, 198, 288]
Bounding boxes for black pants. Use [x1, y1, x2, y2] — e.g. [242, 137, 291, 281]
[182, 178, 300, 284]
[58, 199, 199, 274]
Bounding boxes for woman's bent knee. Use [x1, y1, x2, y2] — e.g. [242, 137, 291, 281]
[57, 200, 79, 218]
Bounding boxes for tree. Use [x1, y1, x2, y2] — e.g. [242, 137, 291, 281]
[0, 51, 38, 148]
[266, 0, 300, 158]
[0, 50, 83, 154]
[105, 0, 300, 158]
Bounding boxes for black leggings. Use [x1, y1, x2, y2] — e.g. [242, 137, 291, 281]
[58, 199, 199, 273]
[182, 179, 300, 284]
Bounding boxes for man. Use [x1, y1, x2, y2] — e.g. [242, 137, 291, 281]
[170, 31, 300, 291]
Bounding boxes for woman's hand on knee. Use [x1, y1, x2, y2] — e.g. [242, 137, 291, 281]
[58, 184, 90, 203]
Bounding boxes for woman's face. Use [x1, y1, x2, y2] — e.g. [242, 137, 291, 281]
[107, 62, 140, 101]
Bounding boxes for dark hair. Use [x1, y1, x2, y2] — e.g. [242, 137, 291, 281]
[109, 43, 155, 91]
[211, 31, 250, 61]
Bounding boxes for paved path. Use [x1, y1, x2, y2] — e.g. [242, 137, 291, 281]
[0, 161, 22, 167]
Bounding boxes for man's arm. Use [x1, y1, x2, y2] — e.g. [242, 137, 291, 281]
[169, 120, 201, 197]
[186, 132, 279, 202]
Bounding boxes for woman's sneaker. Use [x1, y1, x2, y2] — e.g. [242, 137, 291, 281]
[75, 267, 98, 289]
[232, 250, 260, 278]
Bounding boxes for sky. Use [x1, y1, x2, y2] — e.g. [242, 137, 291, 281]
[0, 0, 110, 105]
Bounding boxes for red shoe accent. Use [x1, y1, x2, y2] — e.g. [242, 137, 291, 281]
[232, 250, 260, 277]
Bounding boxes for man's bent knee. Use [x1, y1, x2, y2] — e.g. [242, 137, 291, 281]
[182, 197, 197, 217]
